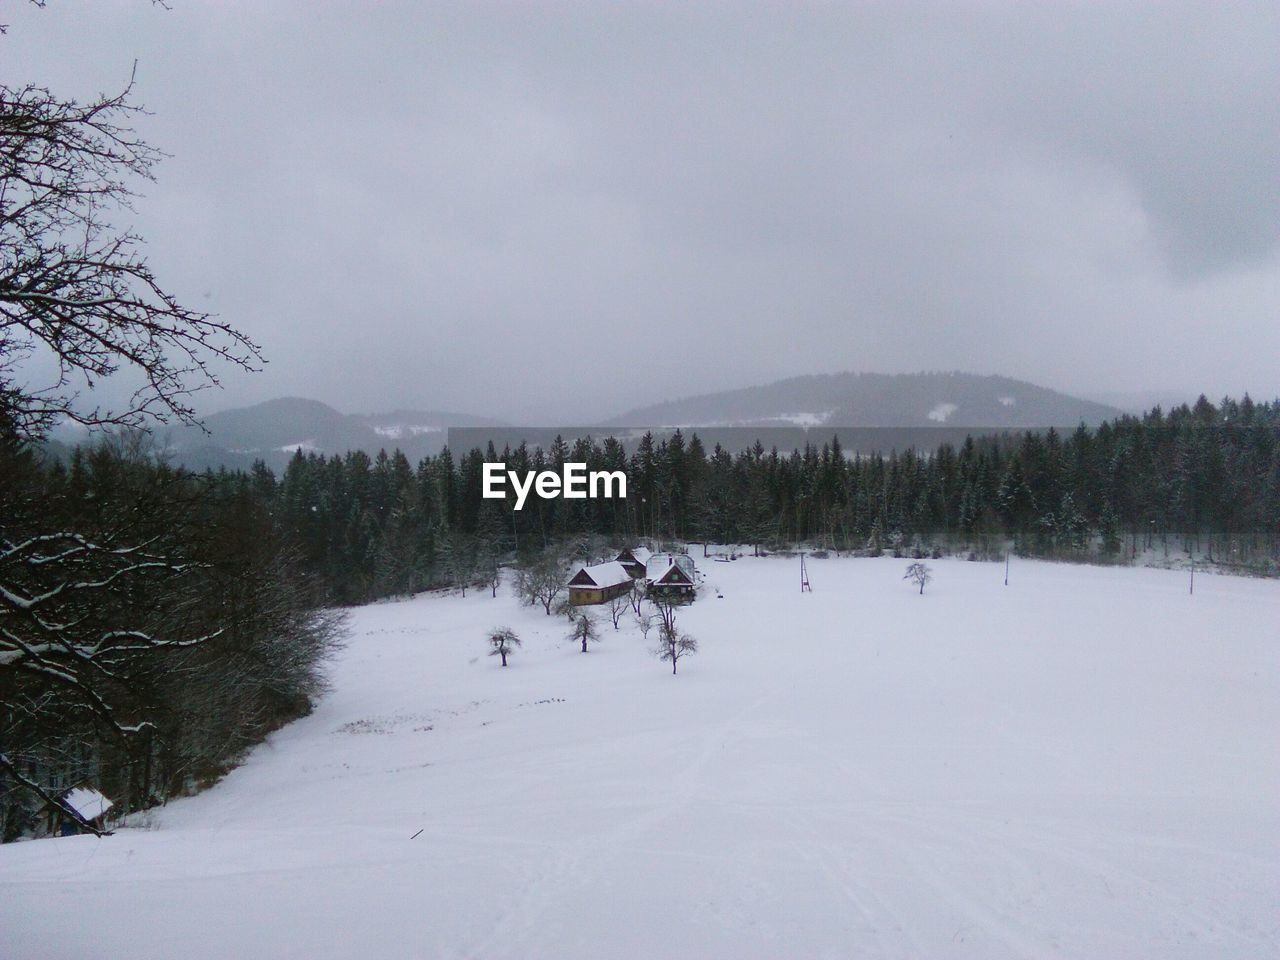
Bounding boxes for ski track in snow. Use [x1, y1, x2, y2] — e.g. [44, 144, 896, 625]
[2, 556, 1279, 959]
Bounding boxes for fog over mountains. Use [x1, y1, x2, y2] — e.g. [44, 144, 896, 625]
[52, 372, 1144, 470]
[51, 399, 503, 472]
[610, 372, 1121, 429]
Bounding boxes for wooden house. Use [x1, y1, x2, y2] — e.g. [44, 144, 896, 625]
[567, 561, 634, 606]
[614, 546, 653, 579]
[645, 552, 697, 601]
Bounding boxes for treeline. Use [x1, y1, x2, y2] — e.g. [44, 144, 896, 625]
[261, 395, 1279, 605]
[1, 430, 342, 841]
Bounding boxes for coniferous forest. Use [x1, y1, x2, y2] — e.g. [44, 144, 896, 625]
[201, 393, 1279, 607]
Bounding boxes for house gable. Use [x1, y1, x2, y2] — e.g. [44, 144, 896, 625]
[652, 564, 693, 587]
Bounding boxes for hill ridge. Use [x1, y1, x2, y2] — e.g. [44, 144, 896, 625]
[608, 371, 1121, 428]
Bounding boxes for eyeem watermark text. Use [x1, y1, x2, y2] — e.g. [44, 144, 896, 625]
[482, 462, 627, 511]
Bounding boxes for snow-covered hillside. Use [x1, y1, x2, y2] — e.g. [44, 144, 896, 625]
[3, 557, 1277, 959]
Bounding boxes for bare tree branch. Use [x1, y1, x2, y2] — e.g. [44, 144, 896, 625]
[1, 74, 262, 438]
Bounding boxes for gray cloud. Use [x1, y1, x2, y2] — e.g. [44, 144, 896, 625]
[5, 2, 1277, 422]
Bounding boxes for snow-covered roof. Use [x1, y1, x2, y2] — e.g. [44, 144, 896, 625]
[569, 561, 632, 590]
[650, 563, 694, 587]
[617, 546, 653, 567]
[62, 787, 112, 822]
[645, 553, 695, 582]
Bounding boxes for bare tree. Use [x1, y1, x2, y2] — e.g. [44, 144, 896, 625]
[604, 592, 629, 629]
[567, 611, 600, 653]
[0, 10, 326, 839]
[486, 627, 520, 667]
[653, 597, 678, 639]
[482, 548, 502, 598]
[628, 579, 645, 616]
[650, 600, 697, 674]
[633, 607, 654, 641]
[655, 619, 698, 675]
[904, 561, 932, 595]
[563, 533, 612, 569]
[1, 73, 262, 438]
[514, 551, 567, 615]
[554, 596, 581, 622]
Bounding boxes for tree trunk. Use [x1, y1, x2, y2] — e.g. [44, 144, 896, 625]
[500, 650, 507, 666]
[141, 728, 153, 809]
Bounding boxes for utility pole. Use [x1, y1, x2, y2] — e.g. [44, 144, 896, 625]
[800, 552, 812, 593]
[1004, 552, 1010, 586]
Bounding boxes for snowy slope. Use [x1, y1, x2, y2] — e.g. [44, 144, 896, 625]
[2, 557, 1278, 959]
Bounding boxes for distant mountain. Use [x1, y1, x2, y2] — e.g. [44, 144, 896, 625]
[44, 375, 1125, 471]
[610, 372, 1122, 429]
[143, 398, 505, 472]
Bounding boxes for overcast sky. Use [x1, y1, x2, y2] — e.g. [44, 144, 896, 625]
[6, 1, 1278, 422]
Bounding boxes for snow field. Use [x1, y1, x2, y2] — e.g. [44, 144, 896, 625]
[2, 556, 1277, 959]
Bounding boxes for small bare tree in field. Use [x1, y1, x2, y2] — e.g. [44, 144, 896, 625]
[605, 592, 629, 629]
[634, 607, 654, 640]
[553, 595, 577, 621]
[656, 620, 698, 675]
[515, 552, 567, 615]
[904, 561, 932, 595]
[568, 611, 600, 653]
[628, 580, 645, 616]
[486, 627, 520, 667]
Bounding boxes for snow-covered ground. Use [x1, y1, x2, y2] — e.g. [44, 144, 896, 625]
[372, 424, 444, 440]
[927, 402, 959, 422]
[3, 557, 1278, 959]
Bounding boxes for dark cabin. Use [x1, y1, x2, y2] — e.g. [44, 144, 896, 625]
[614, 546, 653, 579]
[645, 553, 697, 601]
